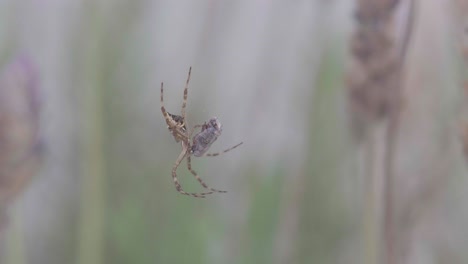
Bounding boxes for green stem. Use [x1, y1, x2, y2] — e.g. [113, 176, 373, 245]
[6, 206, 25, 264]
[77, 2, 106, 264]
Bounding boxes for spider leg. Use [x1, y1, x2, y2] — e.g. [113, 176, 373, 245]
[160, 82, 172, 125]
[205, 142, 244, 157]
[186, 155, 227, 193]
[189, 124, 203, 139]
[181, 67, 191, 120]
[172, 145, 215, 198]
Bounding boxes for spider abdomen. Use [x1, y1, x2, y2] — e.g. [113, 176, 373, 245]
[191, 117, 222, 157]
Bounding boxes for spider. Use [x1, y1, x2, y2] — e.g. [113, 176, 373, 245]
[160, 67, 243, 198]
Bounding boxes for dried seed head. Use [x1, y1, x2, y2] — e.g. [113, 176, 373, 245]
[347, 0, 410, 140]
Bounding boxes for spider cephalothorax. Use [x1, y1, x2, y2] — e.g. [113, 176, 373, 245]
[165, 113, 186, 142]
[160, 67, 243, 198]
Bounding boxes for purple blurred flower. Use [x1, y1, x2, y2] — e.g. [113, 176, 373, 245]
[0, 55, 42, 208]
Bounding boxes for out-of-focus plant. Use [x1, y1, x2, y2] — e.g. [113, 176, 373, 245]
[0, 56, 42, 236]
[346, 0, 414, 264]
[453, 0, 468, 163]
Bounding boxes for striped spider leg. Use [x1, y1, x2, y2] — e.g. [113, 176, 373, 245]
[160, 67, 214, 198]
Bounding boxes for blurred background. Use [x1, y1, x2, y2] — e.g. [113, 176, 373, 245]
[0, 0, 467, 264]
